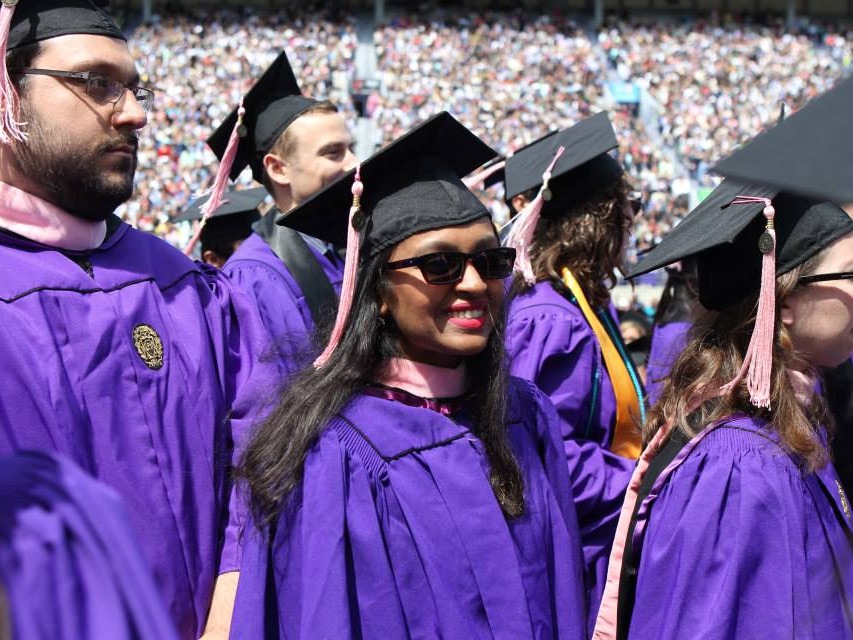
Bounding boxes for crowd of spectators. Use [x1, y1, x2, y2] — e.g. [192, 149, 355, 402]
[120, 7, 357, 244]
[118, 8, 852, 276]
[599, 18, 852, 185]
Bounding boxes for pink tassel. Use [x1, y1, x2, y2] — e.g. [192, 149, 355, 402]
[0, 0, 26, 144]
[505, 145, 565, 285]
[719, 198, 776, 408]
[314, 165, 363, 368]
[462, 159, 506, 190]
[184, 100, 245, 256]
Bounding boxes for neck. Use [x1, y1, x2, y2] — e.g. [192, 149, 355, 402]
[378, 357, 471, 398]
[0, 181, 106, 250]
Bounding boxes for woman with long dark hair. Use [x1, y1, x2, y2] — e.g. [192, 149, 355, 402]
[228, 113, 592, 639]
[593, 178, 853, 639]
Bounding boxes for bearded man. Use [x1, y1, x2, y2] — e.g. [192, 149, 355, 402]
[0, 2, 277, 638]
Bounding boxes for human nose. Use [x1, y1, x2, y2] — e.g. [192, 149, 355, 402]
[112, 88, 148, 130]
[341, 147, 357, 172]
[455, 259, 488, 293]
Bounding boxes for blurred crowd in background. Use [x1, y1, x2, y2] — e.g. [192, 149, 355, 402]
[120, 8, 852, 290]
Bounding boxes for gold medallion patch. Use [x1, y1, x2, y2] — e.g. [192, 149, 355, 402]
[132, 324, 164, 370]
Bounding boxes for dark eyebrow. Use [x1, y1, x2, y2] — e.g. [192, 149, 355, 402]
[317, 141, 349, 155]
[67, 61, 140, 85]
[415, 233, 499, 254]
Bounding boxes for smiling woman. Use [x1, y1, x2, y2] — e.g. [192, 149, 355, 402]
[229, 113, 593, 639]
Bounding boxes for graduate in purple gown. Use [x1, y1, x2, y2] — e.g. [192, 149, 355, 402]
[644, 259, 697, 404]
[501, 115, 640, 626]
[0, 4, 277, 637]
[0, 450, 178, 640]
[503, 113, 645, 460]
[593, 155, 853, 637]
[206, 52, 352, 369]
[229, 113, 593, 639]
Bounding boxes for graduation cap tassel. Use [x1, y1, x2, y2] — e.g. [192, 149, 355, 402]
[0, 0, 26, 144]
[505, 145, 565, 285]
[720, 197, 776, 408]
[315, 165, 363, 368]
[184, 100, 245, 256]
[462, 159, 506, 191]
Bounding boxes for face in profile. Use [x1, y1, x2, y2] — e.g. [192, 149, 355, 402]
[783, 228, 853, 369]
[378, 217, 508, 368]
[10, 34, 148, 221]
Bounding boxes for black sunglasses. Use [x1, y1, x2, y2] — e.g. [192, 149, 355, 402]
[383, 247, 516, 285]
[798, 271, 853, 285]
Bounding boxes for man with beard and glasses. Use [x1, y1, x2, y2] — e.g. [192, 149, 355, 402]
[0, 3, 278, 639]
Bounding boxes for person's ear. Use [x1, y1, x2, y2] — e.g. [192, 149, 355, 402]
[263, 153, 290, 188]
[202, 250, 225, 269]
[511, 194, 529, 214]
[780, 298, 796, 328]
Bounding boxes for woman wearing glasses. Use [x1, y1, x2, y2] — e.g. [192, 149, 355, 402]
[594, 181, 853, 639]
[228, 114, 591, 639]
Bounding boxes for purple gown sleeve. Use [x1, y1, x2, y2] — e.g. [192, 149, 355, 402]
[223, 261, 316, 375]
[0, 450, 178, 640]
[209, 271, 282, 576]
[630, 429, 817, 639]
[507, 303, 601, 442]
[230, 429, 407, 640]
[525, 384, 632, 632]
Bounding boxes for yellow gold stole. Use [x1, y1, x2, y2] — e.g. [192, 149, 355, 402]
[561, 267, 643, 459]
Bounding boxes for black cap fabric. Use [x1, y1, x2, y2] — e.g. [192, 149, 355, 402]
[7, 0, 125, 50]
[278, 111, 496, 257]
[174, 186, 268, 223]
[176, 187, 267, 247]
[206, 52, 319, 184]
[503, 112, 622, 216]
[629, 180, 853, 309]
[714, 76, 853, 205]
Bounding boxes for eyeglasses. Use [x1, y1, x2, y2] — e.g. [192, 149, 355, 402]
[628, 190, 643, 217]
[383, 247, 517, 285]
[10, 68, 155, 112]
[798, 271, 853, 285]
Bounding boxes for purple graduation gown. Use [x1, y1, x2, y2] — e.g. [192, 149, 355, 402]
[223, 232, 343, 372]
[0, 450, 179, 640]
[507, 282, 620, 448]
[629, 416, 853, 638]
[0, 223, 278, 638]
[231, 378, 594, 639]
[644, 321, 690, 405]
[506, 282, 635, 627]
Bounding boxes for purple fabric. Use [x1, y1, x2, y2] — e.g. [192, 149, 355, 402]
[223, 233, 343, 373]
[630, 416, 853, 638]
[644, 321, 690, 405]
[506, 282, 617, 447]
[0, 450, 179, 640]
[506, 282, 634, 629]
[0, 223, 279, 639]
[231, 377, 589, 639]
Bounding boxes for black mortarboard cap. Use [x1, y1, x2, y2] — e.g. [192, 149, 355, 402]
[629, 179, 853, 310]
[503, 112, 622, 216]
[176, 187, 267, 247]
[6, 1, 125, 50]
[278, 111, 496, 258]
[206, 52, 319, 184]
[714, 76, 853, 205]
